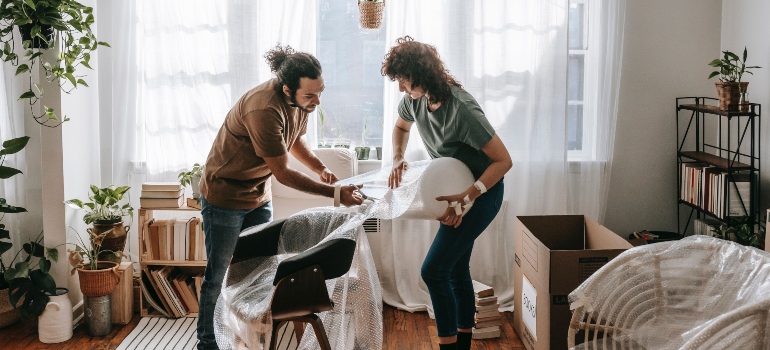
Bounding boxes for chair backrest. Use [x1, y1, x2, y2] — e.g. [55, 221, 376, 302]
[273, 238, 356, 286]
[230, 219, 286, 264]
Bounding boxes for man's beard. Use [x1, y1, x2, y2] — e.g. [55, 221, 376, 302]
[289, 92, 315, 113]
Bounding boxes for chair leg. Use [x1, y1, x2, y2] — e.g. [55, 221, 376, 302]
[292, 321, 306, 343]
[291, 314, 332, 350]
[269, 320, 283, 350]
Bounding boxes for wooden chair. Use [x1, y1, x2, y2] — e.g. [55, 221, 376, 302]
[231, 219, 357, 350]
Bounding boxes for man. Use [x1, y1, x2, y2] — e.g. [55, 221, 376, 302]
[196, 44, 362, 349]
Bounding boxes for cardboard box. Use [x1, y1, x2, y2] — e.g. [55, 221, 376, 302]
[111, 262, 134, 324]
[513, 215, 632, 350]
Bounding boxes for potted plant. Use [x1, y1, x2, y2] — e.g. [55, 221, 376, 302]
[178, 163, 204, 199]
[0, 0, 109, 127]
[708, 47, 761, 111]
[66, 227, 121, 297]
[64, 185, 133, 263]
[355, 114, 371, 160]
[710, 216, 766, 249]
[375, 115, 383, 160]
[317, 107, 331, 148]
[0, 136, 35, 327]
[358, 0, 384, 29]
[331, 111, 351, 149]
[3, 233, 59, 321]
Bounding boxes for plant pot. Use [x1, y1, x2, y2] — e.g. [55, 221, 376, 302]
[0, 289, 21, 329]
[376, 146, 383, 160]
[38, 288, 72, 343]
[359, 0, 385, 29]
[333, 139, 351, 149]
[90, 220, 129, 263]
[77, 261, 121, 297]
[191, 175, 202, 199]
[715, 82, 748, 111]
[18, 23, 55, 49]
[355, 147, 371, 160]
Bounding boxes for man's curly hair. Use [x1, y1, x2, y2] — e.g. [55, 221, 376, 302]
[264, 43, 322, 96]
[381, 36, 461, 105]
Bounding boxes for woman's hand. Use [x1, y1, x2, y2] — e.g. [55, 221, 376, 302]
[435, 192, 470, 228]
[388, 158, 409, 189]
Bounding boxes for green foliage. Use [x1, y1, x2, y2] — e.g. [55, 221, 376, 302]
[2, 232, 58, 318]
[1, 136, 29, 282]
[708, 47, 761, 83]
[66, 226, 121, 273]
[178, 163, 204, 187]
[317, 107, 327, 144]
[0, 0, 109, 126]
[710, 216, 766, 249]
[64, 185, 133, 224]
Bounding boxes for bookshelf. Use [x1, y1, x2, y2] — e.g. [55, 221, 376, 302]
[676, 97, 761, 235]
[138, 206, 205, 318]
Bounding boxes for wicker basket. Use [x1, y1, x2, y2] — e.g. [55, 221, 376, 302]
[0, 290, 21, 328]
[715, 81, 748, 111]
[359, 0, 385, 29]
[77, 261, 121, 297]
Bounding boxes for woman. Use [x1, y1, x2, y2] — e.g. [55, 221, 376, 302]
[382, 36, 512, 350]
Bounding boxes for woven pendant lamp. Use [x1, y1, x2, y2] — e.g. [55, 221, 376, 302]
[359, 0, 385, 29]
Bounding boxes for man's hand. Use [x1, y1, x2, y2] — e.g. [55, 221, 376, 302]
[340, 184, 364, 206]
[319, 167, 339, 184]
[388, 158, 409, 189]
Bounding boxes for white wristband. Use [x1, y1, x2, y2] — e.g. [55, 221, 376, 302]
[334, 183, 341, 207]
[474, 180, 487, 194]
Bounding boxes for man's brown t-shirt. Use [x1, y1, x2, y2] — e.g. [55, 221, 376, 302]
[199, 79, 307, 209]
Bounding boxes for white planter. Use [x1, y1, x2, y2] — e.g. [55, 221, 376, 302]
[38, 288, 73, 343]
[192, 175, 202, 199]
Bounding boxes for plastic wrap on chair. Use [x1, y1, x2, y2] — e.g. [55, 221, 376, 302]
[567, 236, 770, 350]
[214, 158, 475, 350]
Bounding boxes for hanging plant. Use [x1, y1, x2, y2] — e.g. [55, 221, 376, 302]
[0, 0, 109, 127]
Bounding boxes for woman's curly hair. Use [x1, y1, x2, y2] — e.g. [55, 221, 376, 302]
[381, 36, 461, 105]
[264, 43, 322, 95]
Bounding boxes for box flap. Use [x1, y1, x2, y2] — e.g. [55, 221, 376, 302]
[585, 217, 632, 249]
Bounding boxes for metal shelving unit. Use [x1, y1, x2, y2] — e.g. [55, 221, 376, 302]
[676, 97, 761, 235]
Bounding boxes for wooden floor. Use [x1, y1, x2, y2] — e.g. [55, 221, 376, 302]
[0, 305, 525, 349]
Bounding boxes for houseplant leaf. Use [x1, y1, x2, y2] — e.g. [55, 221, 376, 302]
[30, 269, 56, 295]
[1, 136, 30, 155]
[0, 166, 22, 179]
[7, 277, 32, 307]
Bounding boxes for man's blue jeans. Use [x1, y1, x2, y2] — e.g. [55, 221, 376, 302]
[197, 197, 273, 350]
[421, 179, 504, 337]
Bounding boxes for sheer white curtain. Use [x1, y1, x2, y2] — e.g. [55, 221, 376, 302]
[108, 0, 317, 262]
[372, 0, 570, 314]
[0, 60, 28, 260]
[568, 0, 626, 220]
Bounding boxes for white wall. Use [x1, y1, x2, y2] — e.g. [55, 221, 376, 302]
[604, 0, 723, 235]
[721, 0, 770, 223]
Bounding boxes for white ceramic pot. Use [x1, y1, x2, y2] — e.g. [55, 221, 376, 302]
[38, 288, 73, 343]
[192, 175, 202, 199]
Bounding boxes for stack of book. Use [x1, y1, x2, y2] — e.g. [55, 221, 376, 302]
[141, 182, 184, 208]
[680, 163, 752, 218]
[141, 266, 203, 317]
[144, 217, 206, 261]
[472, 280, 502, 339]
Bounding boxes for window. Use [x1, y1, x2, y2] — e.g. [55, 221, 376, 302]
[567, 0, 587, 155]
[316, 0, 386, 148]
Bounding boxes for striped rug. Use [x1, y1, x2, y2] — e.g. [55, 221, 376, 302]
[117, 317, 299, 350]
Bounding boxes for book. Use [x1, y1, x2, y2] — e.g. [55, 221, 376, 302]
[476, 303, 498, 312]
[140, 196, 184, 209]
[140, 268, 170, 317]
[472, 326, 501, 339]
[475, 317, 503, 329]
[149, 220, 165, 260]
[142, 182, 183, 191]
[141, 266, 172, 316]
[187, 197, 202, 210]
[141, 189, 185, 199]
[476, 296, 498, 306]
[476, 309, 500, 319]
[472, 280, 494, 298]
